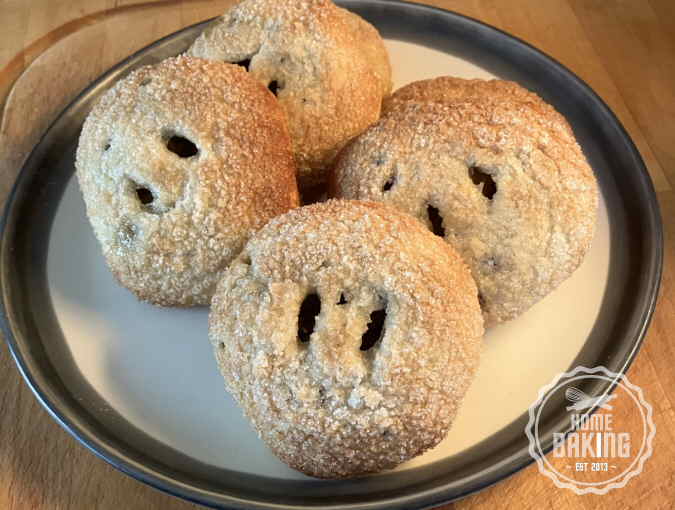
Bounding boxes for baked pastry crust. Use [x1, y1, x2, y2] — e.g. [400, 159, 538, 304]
[332, 78, 598, 325]
[209, 200, 483, 478]
[382, 76, 542, 114]
[188, 0, 392, 188]
[76, 56, 299, 306]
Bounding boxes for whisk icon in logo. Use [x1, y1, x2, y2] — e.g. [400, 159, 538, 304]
[565, 387, 616, 411]
[525, 366, 655, 495]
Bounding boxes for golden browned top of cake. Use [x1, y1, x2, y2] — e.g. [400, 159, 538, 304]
[188, 0, 392, 187]
[333, 79, 598, 324]
[209, 199, 483, 478]
[76, 55, 299, 306]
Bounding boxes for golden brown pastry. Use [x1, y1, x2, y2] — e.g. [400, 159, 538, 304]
[332, 78, 598, 325]
[382, 76, 542, 114]
[188, 0, 392, 189]
[209, 200, 483, 478]
[76, 56, 299, 306]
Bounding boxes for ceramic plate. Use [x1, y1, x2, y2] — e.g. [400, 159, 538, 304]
[0, 1, 662, 508]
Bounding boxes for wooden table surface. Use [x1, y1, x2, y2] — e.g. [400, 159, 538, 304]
[0, 0, 673, 509]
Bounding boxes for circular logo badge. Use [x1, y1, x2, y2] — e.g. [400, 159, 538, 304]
[525, 366, 655, 495]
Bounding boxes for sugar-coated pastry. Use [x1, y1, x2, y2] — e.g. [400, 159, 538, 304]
[382, 76, 542, 114]
[209, 200, 483, 478]
[76, 56, 299, 306]
[332, 78, 598, 325]
[188, 0, 392, 189]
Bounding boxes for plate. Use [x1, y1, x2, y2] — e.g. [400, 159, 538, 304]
[0, 1, 662, 508]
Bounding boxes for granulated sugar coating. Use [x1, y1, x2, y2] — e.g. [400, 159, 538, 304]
[76, 56, 299, 306]
[382, 76, 545, 115]
[209, 200, 483, 478]
[332, 78, 598, 325]
[188, 0, 392, 189]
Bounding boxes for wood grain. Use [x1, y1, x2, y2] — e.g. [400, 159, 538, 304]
[0, 1, 673, 509]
